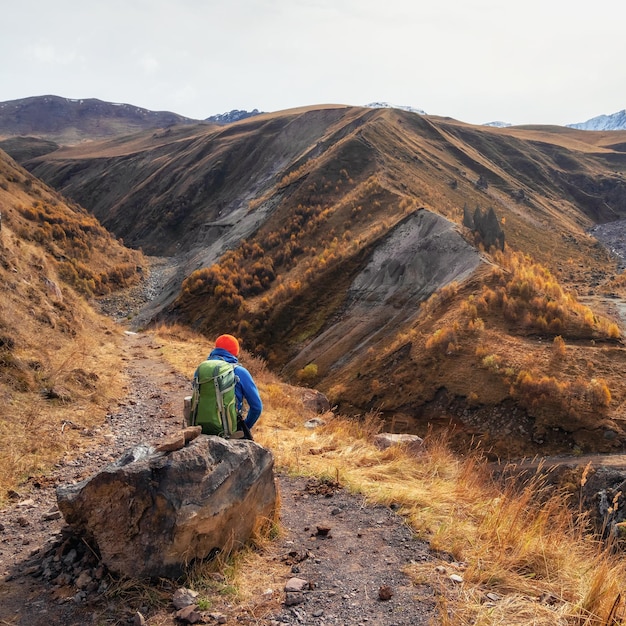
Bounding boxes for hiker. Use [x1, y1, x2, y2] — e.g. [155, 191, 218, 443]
[192, 334, 262, 438]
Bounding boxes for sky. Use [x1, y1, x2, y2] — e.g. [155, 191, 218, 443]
[2, 0, 625, 127]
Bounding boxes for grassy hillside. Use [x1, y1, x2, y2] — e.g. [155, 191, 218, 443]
[154, 323, 626, 626]
[0, 150, 144, 501]
[18, 106, 626, 455]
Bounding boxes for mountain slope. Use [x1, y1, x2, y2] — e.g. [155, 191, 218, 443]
[17, 106, 626, 455]
[0, 95, 201, 145]
[0, 149, 145, 498]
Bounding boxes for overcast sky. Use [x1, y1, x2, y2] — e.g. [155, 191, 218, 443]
[2, 0, 625, 127]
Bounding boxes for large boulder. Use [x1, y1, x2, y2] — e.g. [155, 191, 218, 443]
[56, 435, 277, 579]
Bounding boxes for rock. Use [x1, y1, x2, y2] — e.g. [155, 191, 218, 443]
[183, 426, 202, 442]
[304, 418, 326, 429]
[43, 507, 63, 521]
[284, 591, 305, 606]
[175, 604, 202, 623]
[300, 389, 330, 413]
[316, 525, 331, 537]
[450, 574, 464, 584]
[284, 577, 309, 592]
[173, 587, 199, 610]
[56, 436, 277, 578]
[153, 432, 186, 453]
[154, 427, 203, 453]
[378, 585, 393, 601]
[372, 433, 424, 454]
[208, 613, 227, 624]
[75, 570, 92, 589]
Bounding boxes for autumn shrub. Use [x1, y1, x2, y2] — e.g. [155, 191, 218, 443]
[481, 249, 621, 339]
[588, 378, 612, 408]
[425, 326, 459, 354]
[481, 354, 501, 372]
[297, 363, 318, 384]
[552, 335, 567, 358]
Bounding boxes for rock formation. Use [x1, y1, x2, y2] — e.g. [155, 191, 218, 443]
[56, 435, 277, 578]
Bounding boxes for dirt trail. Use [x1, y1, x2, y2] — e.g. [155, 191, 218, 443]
[0, 330, 438, 625]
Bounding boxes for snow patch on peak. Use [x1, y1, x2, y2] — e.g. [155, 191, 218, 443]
[365, 102, 426, 115]
[483, 121, 512, 128]
[567, 109, 626, 131]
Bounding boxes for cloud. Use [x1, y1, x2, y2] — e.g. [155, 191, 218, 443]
[27, 43, 78, 66]
[138, 54, 160, 75]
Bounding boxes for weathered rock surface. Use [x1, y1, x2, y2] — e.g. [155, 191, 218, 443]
[300, 389, 331, 414]
[373, 433, 424, 454]
[56, 435, 277, 578]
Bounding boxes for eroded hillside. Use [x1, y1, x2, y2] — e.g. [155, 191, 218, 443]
[16, 106, 626, 455]
[0, 149, 145, 500]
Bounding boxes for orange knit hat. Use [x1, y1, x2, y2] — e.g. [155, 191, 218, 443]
[215, 334, 240, 357]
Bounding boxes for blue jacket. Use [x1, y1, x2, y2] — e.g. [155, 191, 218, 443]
[194, 347, 263, 429]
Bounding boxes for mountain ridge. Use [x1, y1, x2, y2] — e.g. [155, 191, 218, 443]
[14, 103, 626, 457]
[568, 109, 626, 131]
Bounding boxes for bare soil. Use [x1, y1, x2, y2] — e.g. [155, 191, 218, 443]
[0, 330, 439, 625]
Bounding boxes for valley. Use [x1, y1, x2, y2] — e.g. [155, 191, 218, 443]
[5, 104, 626, 457]
[3, 100, 626, 624]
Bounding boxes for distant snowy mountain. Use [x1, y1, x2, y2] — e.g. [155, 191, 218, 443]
[567, 109, 626, 131]
[365, 102, 426, 115]
[483, 121, 512, 128]
[205, 109, 262, 124]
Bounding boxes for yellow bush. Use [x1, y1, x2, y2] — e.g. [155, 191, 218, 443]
[553, 335, 566, 358]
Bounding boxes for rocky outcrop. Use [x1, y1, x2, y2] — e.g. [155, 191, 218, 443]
[463, 206, 505, 251]
[56, 435, 277, 579]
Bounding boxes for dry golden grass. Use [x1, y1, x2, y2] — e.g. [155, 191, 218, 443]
[151, 323, 626, 625]
[0, 297, 126, 503]
[0, 164, 136, 501]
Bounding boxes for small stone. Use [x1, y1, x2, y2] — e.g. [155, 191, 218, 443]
[183, 426, 202, 442]
[378, 585, 393, 601]
[175, 604, 201, 623]
[304, 418, 326, 429]
[285, 577, 309, 592]
[485, 592, 501, 602]
[75, 570, 92, 589]
[316, 525, 331, 537]
[16, 516, 30, 527]
[435, 566, 447, 574]
[173, 587, 199, 609]
[17, 499, 35, 508]
[284, 592, 304, 606]
[208, 613, 227, 624]
[312, 609, 324, 617]
[63, 549, 78, 566]
[449, 574, 464, 584]
[43, 509, 63, 521]
[154, 432, 186, 453]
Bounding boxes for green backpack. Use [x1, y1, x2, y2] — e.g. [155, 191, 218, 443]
[190, 359, 240, 437]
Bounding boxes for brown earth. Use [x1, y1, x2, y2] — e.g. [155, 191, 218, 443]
[0, 331, 441, 626]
